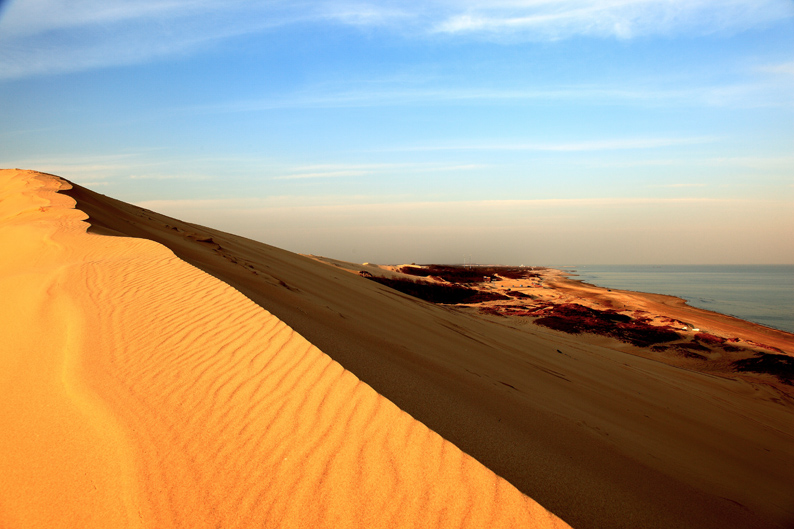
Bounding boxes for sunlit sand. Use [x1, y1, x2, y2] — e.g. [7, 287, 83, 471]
[0, 169, 569, 528]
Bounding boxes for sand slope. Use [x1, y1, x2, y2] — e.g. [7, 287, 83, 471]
[0, 169, 570, 528]
[54, 172, 794, 529]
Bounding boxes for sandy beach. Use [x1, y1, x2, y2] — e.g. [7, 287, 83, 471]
[3, 168, 793, 528]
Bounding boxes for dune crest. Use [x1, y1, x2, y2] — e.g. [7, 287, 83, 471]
[0, 169, 570, 528]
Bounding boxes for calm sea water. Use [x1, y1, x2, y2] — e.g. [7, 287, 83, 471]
[561, 265, 794, 334]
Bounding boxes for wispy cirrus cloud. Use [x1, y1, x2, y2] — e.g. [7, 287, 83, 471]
[180, 79, 792, 113]
[0, 1, 321, 79]
[757, 61, 794, 75]
[372, 136, 716, 153]
[272, 170, 372, 180]
[11, 0, 782, 42]
[1, 0, 791, 79]
[129, 173, 208, 180]
[265, 162, 490, 182]
[0, 152, 161, 177]
[431, 0, 793, 40]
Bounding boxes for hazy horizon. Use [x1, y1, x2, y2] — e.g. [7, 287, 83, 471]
[1, 1, 792, 265]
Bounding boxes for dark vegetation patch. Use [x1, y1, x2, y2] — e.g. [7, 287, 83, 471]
[478, 306, 505, 317]
[366, 276, 510, 304]
[673, 342, 710, 359]
[533, 303, 681, 347]
[676, 351, 706, 360]
[720, 337, 743, 352]
[398, 265, 539, 284]
[694, 332, 726, 345]
[733, 353, 794, 385]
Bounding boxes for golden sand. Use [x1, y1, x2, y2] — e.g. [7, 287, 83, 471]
[0, 169, 570, 528]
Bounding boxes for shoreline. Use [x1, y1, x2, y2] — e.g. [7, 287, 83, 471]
[557, 265, 793, 334]
[550, 268, 793, 349]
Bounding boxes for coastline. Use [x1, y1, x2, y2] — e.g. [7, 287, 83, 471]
[550, 268, 793, 352]
[559, 265, 794, 334]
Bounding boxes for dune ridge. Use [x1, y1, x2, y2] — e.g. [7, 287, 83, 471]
[0, 169, 570, 528]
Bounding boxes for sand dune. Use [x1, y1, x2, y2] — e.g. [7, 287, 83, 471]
[0, 169, 570, 528]
[6, 168, 794, 529]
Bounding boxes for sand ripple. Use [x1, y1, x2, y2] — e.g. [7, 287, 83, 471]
[0, 168, 569, 528]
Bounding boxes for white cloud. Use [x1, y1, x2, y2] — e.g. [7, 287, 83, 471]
[181, 79, 791, 113]
[129, 173, 206, 180]
[1, 154, 145, 175]
[702, 155, 794, 169]
[1, 0, 791, 79]
[431, 0, 793, 40]
[272, 170, 372, 180]
[0, 1, 300, 79]
[318, 3, 410, 27]
[270, 162, 491, 177]
[374, 136, 715, 153]
[585, 155, 794, 170]
[757, 61, 794, 75]
[0, 0, 200, 39]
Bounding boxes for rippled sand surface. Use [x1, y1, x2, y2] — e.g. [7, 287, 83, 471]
[0, 169, 569, 529]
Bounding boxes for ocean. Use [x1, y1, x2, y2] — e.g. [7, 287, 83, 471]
[561, 265, 794, 334]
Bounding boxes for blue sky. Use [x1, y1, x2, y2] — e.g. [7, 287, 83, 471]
[1, 0, 793, 264]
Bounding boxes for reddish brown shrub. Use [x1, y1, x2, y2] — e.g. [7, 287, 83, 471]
[695, 332, 726, 345]
[534, 303, 680, 347]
